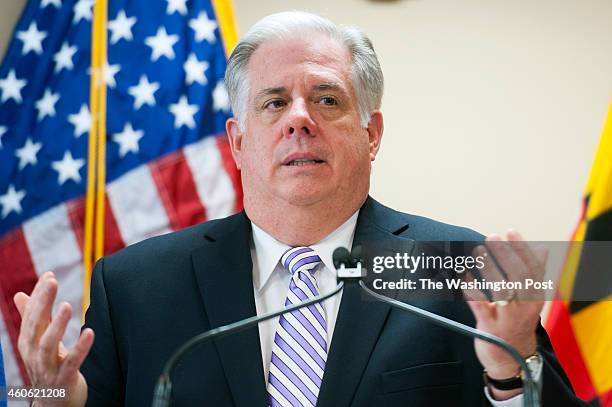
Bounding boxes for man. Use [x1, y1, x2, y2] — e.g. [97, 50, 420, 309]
[14, 11, 583, 406]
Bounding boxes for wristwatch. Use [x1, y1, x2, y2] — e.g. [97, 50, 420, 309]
[484, 352, 543, 391]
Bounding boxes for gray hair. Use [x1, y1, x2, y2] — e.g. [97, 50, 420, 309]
[224, 11, 384, 130]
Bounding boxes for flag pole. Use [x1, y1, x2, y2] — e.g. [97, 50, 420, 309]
[82, 0, 108, 320]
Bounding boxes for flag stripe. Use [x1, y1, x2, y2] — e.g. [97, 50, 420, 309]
[184, 136, 236, 220]
[67, 197, 125, 257]
[547, 300, 597, 401]
[0, 309, 24, 389]
[571, 301, 612, 394]
[0, 228, 36, 385]
[150, 150, 207, 230]
[107, 165, 172, 245]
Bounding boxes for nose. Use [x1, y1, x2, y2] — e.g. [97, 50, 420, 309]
[282, 98, 316, 139]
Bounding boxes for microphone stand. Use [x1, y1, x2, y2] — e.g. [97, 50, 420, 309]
[153, 247, 540, 407]
[152, 282, 345, 407]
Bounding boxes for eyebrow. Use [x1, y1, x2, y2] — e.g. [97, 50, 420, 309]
[313, 82, 344, 92]
[253, 82, 349, 102]
[254, 87, 287, 101]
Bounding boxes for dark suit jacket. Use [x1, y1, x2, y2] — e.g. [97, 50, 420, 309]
[81, 196, 584, 406]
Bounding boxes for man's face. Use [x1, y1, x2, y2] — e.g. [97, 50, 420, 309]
[227, 34, 383, 210]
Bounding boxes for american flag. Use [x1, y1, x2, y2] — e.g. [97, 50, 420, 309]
[0, 342, 5, 407]
[0, 0, 242, 394]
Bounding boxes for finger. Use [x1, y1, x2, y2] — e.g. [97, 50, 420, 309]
[13, 292, 30, 317]
[22, 274, 58, 347]
[479, 240, 516, 302]
[467, 300, 496, 324]
[38, 302, 72, 369]
[21, 272, 54, 320]
[485, 234, 525, 282]
[56, 328, 94, 384]
[461, 249, 489, 301]
[533, 245, 549, 266]
[506, 230, 544, 277]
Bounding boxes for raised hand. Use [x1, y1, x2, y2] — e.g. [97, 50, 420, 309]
[14, 271, 94, 407]
[465, 231, 548, 400]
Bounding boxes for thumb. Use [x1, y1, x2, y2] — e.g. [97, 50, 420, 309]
[13, 292, 30, 317]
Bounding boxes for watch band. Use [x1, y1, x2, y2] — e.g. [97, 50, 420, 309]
[483, 371, 523, 391]
[483, 352, 542, 391]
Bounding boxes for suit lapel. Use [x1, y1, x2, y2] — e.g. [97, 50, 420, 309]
[191, 212, 268, 407]
[317, 197, 412, 407]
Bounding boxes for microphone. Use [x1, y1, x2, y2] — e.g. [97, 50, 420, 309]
[334, 246, 540, 407]
[333, 246, 366, 279]
[152, 278, 345, 407]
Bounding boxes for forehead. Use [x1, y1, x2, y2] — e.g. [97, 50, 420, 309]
[247, 34, 352, 94]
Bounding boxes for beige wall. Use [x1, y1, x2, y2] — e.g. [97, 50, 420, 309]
[0, 0, 25, 58]
[2, 0, 610, 240]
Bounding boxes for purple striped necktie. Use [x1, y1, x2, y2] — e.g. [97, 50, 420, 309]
[267, 246, 327, 407]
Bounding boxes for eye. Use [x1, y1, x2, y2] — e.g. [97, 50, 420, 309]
[263, 99, 286, 110]
[318, 96, 338, 106]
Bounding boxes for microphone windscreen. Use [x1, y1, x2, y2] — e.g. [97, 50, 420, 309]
[333, 247, 351, 269]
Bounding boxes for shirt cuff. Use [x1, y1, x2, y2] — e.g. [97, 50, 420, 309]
[483, 364, 543, 406]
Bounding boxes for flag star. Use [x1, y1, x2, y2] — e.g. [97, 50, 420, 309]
[183, 53, 209, 85]
[104, 62, 121, 88]
[15, 138, 43, 170]
[41, 0, 62, 8]
[165, 0, 188, 15]
[0, 126, 6, 148]
[189, 12, 217, 43]
[89, 62, 121, 88]
[0, 69, 27, 104]
[52, 151, 85, 185]
[169, 95, 198, 129]
[213, 81, 230, 112]
[113, 123, 144, 157]
[54, 42, 77, 73]
[16, 21, 47, 55]
[128, 75, 159, 109]
[35, 89, 60, 121]
[0, 185, 26, 218]
[68, 104, 91, 138]
[108, 10, 136, 44]
[73, 0, 94, 24]
[145, 27, 179, 61]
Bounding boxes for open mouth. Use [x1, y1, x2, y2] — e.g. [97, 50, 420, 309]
[285, 159, 325, 166]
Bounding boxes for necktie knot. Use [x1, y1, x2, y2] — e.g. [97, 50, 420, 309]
[281, 246, 322, 276]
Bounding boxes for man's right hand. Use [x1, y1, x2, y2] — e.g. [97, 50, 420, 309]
[14, 271, 94, 407]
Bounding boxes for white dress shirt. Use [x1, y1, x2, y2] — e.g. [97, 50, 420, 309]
[251, 211, 358, 381]
[249, 211, 537, 405]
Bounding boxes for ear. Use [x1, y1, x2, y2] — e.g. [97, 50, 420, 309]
[366, 110, 384, 161]
[226, 117, 244, 169]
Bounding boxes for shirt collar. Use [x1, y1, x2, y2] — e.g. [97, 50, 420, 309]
[251, 211, 360, 292]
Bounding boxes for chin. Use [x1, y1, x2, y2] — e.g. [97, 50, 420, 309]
[280, 188, 328, 207]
